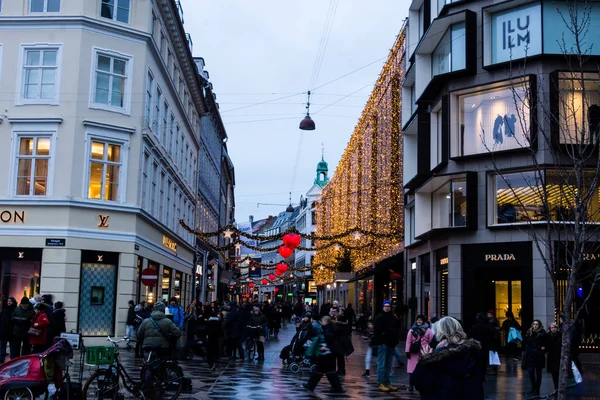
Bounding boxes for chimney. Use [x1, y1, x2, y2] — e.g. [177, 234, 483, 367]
[249, 215, 254, 224]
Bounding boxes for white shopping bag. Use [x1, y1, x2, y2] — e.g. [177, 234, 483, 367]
[571, 361, 583, 384]
[489, 350, 501, 366]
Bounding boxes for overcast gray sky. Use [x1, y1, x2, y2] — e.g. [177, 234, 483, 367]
[181, 0, 409, 223]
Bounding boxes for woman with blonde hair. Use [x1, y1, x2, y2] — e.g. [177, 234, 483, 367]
[411, 317, 485, 399]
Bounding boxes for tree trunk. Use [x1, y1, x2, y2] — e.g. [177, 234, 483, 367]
[557, 278, 576, 400]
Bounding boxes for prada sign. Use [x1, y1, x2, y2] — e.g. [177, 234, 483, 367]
[463, 242, 531, 267]
[485, 254, 516, 261]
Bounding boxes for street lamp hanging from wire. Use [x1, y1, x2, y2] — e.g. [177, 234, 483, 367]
[299, 91, 315, 130]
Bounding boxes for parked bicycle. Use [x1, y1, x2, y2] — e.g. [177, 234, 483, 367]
[82, 335, 184, 400]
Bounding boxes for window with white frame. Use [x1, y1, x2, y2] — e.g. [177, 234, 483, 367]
[20, 46, 61, 104]
[184, 143, 189, 180]
[558, 72, 600, 144]
[150, 161, 158, 214]
[30, 0, 60, 12]
[87, 140, 123, 201]
[166, 179, 172, 228]
[432, 22, 466, 77]
[100, 0, 130, 24]
[15, 135, 52, 196]
[172, 188, 177, 231]
[175, 126, 180, 164]
[169, 114, 175, 155]
[145, 72, 153, 126]
[179, 134, 184, 170]
[453, 79, 530, 157]
[91, 49, 131, 113]
[177, 193, 182, 235]
[153, 86, 161, 135]
[432, 180, 467, 229]
[159, 170, 165, 221]
[161, 101, 168, 145]
[141, 151, 149, 209]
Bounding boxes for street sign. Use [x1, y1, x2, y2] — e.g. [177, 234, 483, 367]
[141, 267, 158, 286]
[45, 238, 66, 247]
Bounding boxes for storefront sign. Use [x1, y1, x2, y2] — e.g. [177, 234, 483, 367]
[440, 257, 449, 265]
[0, 210, 25, 223]
[491, 3, 542, 63]
[162, 236, 177, 252]
[45, 238, 66, 247]
[583, 253, 600, 261]
[485, 253, 516, 261]
[308, 280, 317, 293]
[98, 215, 110, 228]
[463, 242, 531, 267]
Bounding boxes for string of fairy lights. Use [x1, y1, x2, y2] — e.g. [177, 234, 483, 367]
[179, 25, 406, 288]
[313, 27, 406, 285]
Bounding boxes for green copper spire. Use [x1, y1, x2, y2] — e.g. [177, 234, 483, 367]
[314, 144, 329, 188]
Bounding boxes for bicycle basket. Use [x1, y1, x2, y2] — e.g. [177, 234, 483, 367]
[85, 346, 115, 366]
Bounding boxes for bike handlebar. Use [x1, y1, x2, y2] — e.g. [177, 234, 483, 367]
[106, 335, 128, 345]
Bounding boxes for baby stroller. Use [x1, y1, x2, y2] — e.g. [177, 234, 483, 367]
[0, 338, 74, 400]
[279, 331, 317, 374]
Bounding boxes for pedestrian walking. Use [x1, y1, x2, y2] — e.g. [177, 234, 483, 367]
[250, 306, 268, 361]
[523, 319, 547, 396]
[469, 313, 494, 375]
[361, 320, 378, 380]
[487, 310, 501, 375]
[302, 316, 345, 393]
[206, 311, 222, 370]
[501, 311, 522, 360]
[545, 322, 561, 391]
[0, 297, 16, 364]
[330, 306, 353, 376]
[126, 300, 136, 348]
[373, 300, 399, 392]
[406, 314, 434, 391]
[344, 303, 356, 333]
[412, 316, 485, 399]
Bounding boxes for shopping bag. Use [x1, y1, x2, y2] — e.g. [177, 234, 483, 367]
[572, 361, 583, 384]
[508, 327, 523, 343]
[489, 350, 501, 366]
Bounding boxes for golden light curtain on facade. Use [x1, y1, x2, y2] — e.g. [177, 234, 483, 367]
[313, 27, 406, 285]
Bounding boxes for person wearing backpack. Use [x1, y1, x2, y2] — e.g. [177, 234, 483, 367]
[405, 314, 434, 391]
[136, 302, 181, 360]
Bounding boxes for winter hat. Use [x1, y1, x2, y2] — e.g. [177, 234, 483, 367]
[253, 306, 260, 312]
[487, 310, 495, 315]
[153, 302, 166, 312]
[20, 296, 30, 306]
[134, 305, 142, 312]
[382, 300, 392, 307]
[416, 314, 427, 321]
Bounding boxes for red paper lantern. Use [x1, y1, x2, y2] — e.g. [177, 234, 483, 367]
[275, 269, 283, 276]
[249, 282, 255, 288]
[283, 233, 301, 250]
[268, 273, 276, 281]
[278, 245, 293, 258]
[277, 263, 289, 273]
[261, 279, 268, 285]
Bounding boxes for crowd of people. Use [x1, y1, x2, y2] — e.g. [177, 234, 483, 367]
[0, 294, 67, 363]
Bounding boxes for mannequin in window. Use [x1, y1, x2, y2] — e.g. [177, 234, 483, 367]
[504, 114, 517, 138]
[588, 104, 600, 142]
[493, 115, 504, 144]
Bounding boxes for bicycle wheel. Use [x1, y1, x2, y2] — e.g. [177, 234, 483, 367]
[82, 370, 120, 400]
[142, 363, 184, 400]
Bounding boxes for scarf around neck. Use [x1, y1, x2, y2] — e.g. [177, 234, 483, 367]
[411, 322, 429, 338]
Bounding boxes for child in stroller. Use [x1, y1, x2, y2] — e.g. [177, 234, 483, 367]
[279, 313, 317, 374]
[0, 338, 74, 400]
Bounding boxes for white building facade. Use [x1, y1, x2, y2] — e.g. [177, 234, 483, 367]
[0, 0, 205, 343]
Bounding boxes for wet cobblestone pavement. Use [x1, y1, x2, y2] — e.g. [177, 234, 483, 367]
[74, 324, 600, 400]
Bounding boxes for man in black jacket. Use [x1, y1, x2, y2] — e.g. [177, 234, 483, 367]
[373, 300, 399, 392]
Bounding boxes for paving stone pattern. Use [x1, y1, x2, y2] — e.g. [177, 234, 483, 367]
[73, 324, 600, 400]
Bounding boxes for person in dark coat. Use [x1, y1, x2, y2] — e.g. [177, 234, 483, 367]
[523, 319, 547, 396]
[330, 306, 353, 375]
[303, 316, 345, 393]
[10, 297, 35, 358]
[0, 297, 17, 363]
[545, 322, 561, 390]
[225, 302, 244, 361]
[501, 310, 522, 360]
[412, 316, 485, 400]
[206, 312, 222, 370]
[47, 301, 66, 347]
[344, 304, 356, 333]
[319, 302, 332, 318]
[469, 313, 494, 375]
[486, 310, 501, 374]
[373, 300, 400, 392]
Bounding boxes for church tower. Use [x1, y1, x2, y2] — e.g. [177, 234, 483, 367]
[314, 146, 329, 188]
